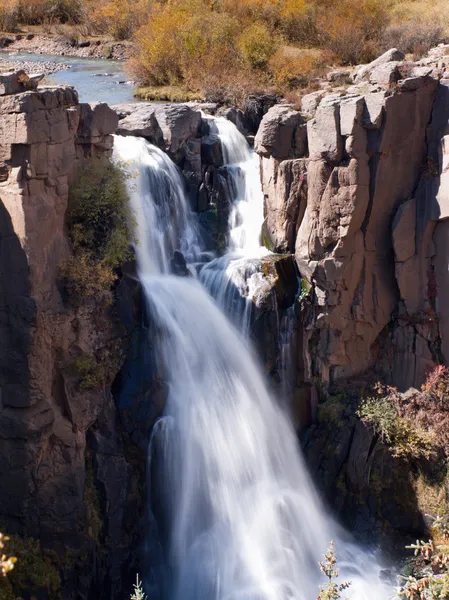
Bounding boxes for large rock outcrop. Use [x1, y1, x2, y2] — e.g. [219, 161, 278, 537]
[255, 47, 449, 399]
[0, 76, 139, 599]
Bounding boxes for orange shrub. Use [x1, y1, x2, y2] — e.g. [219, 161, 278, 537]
[269, 46, 323, 90]
[279, 0, 318, 44]
[131, 3, 244, 88]
[16, 0, 84, 24]
[130, 6, 191, 85]
[315, 0, 389, 64]
[91, 0, 152, 39]
[0, 0, 18, 30]
[218, 0, 280, 25]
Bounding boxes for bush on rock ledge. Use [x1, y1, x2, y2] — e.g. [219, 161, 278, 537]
[60, 158, 134, 306]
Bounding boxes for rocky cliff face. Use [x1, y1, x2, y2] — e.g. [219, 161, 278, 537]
[251, 47, 449, 544]
[0, 73, 142, 599]
[255, 46, 449, 404]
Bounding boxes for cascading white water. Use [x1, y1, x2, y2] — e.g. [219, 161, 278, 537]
[113, 133, 392, 600]
[210, 117, 265, 254]
[199, 117, 270, 331]
[114, 136, 203, 274]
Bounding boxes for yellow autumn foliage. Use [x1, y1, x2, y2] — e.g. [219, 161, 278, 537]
[0, 0, 447, 99]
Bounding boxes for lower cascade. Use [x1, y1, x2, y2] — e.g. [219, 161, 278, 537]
[113, 131, 392, 600]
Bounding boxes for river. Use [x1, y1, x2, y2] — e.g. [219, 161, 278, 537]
[0, 51, 137, 103]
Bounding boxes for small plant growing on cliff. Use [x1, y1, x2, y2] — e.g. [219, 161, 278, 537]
[72, 353, 105, 390]
[318, 541, 351, 600]
[60, 159, 134, 305]
[397, 517, 449, 600]
[357, 386, 435, 460]
[0, 535, 60, 600]
[358, 368, 449, 461]
[0, 533, 16, 577]
[130, 574, 147, 600]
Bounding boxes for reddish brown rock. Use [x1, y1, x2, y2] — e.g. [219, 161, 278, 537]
[0, 78, 135, 599]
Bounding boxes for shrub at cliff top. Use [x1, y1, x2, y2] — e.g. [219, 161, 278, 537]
[60, 158, 134, 305]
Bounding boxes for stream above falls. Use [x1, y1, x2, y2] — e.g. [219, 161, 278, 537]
[0, 51, 137, 103]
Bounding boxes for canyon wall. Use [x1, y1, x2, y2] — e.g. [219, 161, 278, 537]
[255, 47, 449, 403]
[0, 73, 142, 599]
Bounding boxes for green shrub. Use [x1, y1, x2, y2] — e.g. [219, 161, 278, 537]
[60, 159, 134, 305]
[71, 353, 105, 390]
[0, 536, 61, 600]
[70, 340, 125, 390]
[398, 517, 449, 600]
[357, 394, 434, 460]
[238, 21, 278, 69]
[317, 394, 346, 424]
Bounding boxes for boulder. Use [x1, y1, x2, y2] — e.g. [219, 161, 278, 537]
[307, 97, 343, 163]
[116, 104, 164, 146]
[339, 96, 366, 136]
[398, 76, 433, 91]
[116, 103, 202, 160]
[219, 106, 249, 136]
[362, 91, 387, 129]
[262, 158, 308, 253]
[249, 254, 298, 311]
[300, 91, 324, 118]
[77, 102, 119, 142]
[255, 105, 307, 160]
[0, 70, 41, 95]
[327, 70, 351, 84]
[354, 48, 405, 83]
[368, 62, 401, 87]
[155, 104, 202, 156]
[201, 134, 223, 167]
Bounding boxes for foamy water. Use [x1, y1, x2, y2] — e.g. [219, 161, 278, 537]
[113, 129, 392, 600]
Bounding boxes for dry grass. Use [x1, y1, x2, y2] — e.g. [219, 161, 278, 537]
[390, 0, 449, 35]
[134, 85, 204, 102]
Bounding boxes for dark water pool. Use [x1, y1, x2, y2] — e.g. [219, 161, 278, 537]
[1, 51, 138, 103]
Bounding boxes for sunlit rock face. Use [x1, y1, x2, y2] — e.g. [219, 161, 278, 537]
[254, 49, 449, 392]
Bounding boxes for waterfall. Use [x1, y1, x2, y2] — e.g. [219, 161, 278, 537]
[114, 136, 203, 274]
[199, 117, 270, 331]
[113, 134, 391, 600]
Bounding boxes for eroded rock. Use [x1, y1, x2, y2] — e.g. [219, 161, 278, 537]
[354, 48, 405, 83]
[255, 105, 307, 160]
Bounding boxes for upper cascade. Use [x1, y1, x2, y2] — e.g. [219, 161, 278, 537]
[207, 116, 267, 256]
[113, 135, 203, 275]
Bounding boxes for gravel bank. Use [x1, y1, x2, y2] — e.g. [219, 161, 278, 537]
[0, 55, 70, 74]
[0, 33, 133, 60]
